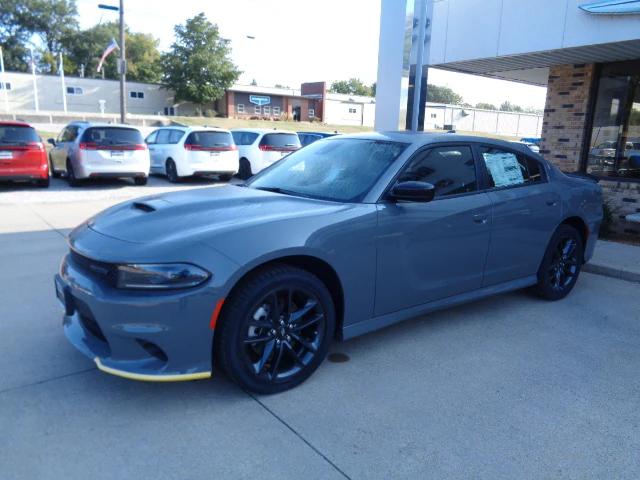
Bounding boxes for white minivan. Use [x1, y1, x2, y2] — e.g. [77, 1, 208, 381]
[49, 122, 150, 186]
[146, 126, 238, 182]
[231, 129, 301, 179]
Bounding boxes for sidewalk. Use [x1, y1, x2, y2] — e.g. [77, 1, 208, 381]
[584, 239, 640, 283]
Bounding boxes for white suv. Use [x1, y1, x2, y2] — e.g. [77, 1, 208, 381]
[49, 122, 150, 186]
[146, 126, 238, 182]
[231, 129, 301, 179]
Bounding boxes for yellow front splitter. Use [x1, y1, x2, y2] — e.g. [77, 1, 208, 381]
[94, 357, 211, 382]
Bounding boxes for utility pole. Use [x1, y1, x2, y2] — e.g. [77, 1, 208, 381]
[99, 2, 126, 123]
[118, 0, 126, 124]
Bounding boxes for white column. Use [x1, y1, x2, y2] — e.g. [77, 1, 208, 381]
[0, 47, 8, 112]
[29, 47, 39, 112]
[59, 52, 67, 113]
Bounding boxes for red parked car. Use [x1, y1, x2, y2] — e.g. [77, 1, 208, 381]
[0, 121, 49, 187]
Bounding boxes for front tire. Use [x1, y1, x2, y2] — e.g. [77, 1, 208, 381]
[218, 173, 232, 182]
[534, 224, 583, 301]
[216, 265, 335, 394]
[134, 176, 148, 186]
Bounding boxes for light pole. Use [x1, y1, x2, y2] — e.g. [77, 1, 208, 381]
[98, 2, 126, 123]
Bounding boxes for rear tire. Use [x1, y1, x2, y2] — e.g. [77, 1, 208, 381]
[66, 159, 80, 187]
[134, 176, 148, 186]
[534, 224, 583, 301]
[216, 265, 335, 394]
[237, 158, 252, 180]
[165, 159, 180, 183]
[36, 177, 49, 188]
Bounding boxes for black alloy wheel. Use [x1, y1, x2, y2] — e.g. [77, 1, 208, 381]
[535, 224, 583, 300]
[166, 159, 179, 183]
[217, 265, 335, 394]
[237, 158, 252, 180]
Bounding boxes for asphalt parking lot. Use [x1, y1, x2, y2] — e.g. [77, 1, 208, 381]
[1, 178, 640, 479]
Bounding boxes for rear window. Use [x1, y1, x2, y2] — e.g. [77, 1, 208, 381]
[260, 133, 301, 149]
[185, 131, 234, 148]
[80, 127, 143, 146]
[232, 131, 259, 145]
[0, 125, 40, 145]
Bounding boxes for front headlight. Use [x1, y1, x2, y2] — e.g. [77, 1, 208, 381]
[116, 263, 210, 290]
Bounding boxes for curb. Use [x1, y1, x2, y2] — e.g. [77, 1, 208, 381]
[583, 263, 640, 284]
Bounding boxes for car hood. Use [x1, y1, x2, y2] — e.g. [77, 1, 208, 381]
[87, 185, 348, 245]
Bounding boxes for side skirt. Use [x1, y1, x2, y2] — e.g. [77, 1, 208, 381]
[342, 275, 537, 340]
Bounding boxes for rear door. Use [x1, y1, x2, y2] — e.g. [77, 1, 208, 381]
[475, 144, 562, 285]
[375, 144, 492, 316]
[258, 133, 301, 169]
[145, 130, 161, 170]
[51, 126, 77, 171]
[79, 127, 146, 167]
[184, 130, 237, 168]
[0, 124, 44, 175]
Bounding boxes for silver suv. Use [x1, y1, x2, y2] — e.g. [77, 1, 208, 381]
[48, 122, 150, 186]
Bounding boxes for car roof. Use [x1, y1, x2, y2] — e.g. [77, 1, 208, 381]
[0, 120, 33, 127]
[231, 128, 297, 135]
[333, 131, 536, 153]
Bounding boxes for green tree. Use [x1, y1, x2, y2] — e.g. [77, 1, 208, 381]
[499, 100, 523, 112]
[1, 0, 78, 72]
[475, 102, 497, 110]
[66, 22, 162, 82]
[371, 81, 376, 96]
[329, 78, 373, 96]
[162, 13, 241, 110]
[426, 84, 463, 105]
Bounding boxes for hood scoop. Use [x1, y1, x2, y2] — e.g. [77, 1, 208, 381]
[132, 202, 156, 213]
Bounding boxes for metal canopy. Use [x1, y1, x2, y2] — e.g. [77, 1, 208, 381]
[431, 39, 640, 86]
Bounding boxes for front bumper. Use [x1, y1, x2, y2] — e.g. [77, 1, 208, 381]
[56, 253, 216, 381]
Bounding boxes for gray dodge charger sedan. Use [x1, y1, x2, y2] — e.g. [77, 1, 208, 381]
[55, 132, 603, 393]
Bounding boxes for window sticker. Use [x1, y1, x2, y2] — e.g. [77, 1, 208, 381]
[483, 152, 524, 187]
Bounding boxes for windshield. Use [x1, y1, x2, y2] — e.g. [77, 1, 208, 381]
[248, 138, 408, 202]
[80, 127, 144, 146]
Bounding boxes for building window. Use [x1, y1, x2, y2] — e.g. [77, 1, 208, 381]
[430, 113, 437, 119]
[348, 107, 357, 114]
[237, 103, 245, 114]
[273, 106, 281, 116]
[309, 108, 315, 118]
[254, 105, 261, 115]
[0, 82, 11, 90]
[164, 107, 175, 116]
[586, 60, 640, 180]
[263, 105, 271, 116]
[129, 91, 144, 99]
[66, 86, 83, 95]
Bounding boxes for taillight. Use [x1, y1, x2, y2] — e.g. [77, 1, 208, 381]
[79, 142, 98, 150]
[80, 143, 146, 150]
[27, 142, 44, 151]
[259, 145, 299, 152]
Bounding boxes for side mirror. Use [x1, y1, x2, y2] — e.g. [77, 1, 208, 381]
[47, 138, 56, 146]
[390, 181, 435, 202]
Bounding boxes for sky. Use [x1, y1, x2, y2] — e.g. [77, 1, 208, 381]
[76, 0, 547, 109]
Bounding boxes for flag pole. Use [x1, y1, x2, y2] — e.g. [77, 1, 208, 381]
[0, 47, 9, 113]
[29, 47, 39, 112]
[59, 52, 67, 113]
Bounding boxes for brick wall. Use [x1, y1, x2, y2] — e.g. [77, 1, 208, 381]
[539, 64, 595, 172]
[540, 63, 640, 237]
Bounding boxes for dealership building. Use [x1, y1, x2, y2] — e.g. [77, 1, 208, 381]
[378, 0, 640, 236]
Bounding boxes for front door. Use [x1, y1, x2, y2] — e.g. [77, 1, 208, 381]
[374, 144, 492, 317]
[475, 144, 563, 285]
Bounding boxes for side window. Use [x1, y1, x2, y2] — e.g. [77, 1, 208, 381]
[60, 126, 79, 142]
[479, 146, 543, 188]
[168, 130, 184, 144]
[146, 131, 158, 144]
[57, 127, 69, 143]
[156, 129, 171, 144]
[398, 145, 477, 198]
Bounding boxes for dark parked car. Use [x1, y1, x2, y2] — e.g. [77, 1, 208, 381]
[56, 132, 602, 393]
[297, 131, 338, 147]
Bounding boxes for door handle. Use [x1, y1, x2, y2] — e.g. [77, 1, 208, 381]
[473, 214, 488, 224]
[546, 200, 557, 207]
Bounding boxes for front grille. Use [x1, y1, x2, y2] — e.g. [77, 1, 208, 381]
[69, 250, 117, 286]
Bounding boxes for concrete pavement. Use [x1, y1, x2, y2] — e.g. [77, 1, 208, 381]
[1, 181, 640, 479]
